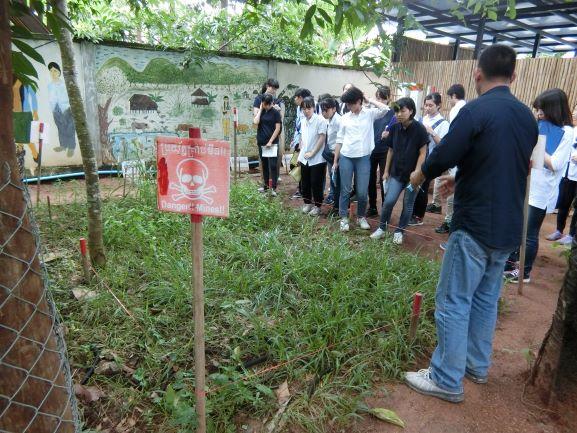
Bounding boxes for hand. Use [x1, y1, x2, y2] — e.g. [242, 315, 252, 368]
[571, 153, 577, 163]
[265, 142, 272, 148]
[304, 151, 313, 159]
[259, 102, 264, 110]
[273, 104, 281, 111]
[381, 130, 390, 139]
[438, 174, 456, 198]
[410, 169, 425, 189]
[382, 173, 389, 182]
[333, 160, 339, 171]
[425, 125, 434, 135]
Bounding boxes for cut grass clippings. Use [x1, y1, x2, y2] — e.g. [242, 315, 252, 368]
[37, 180, 439, 433]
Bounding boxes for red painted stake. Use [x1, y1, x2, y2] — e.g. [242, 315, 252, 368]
[189, 127, 201, 139]
[79, 238, 91, 282]
[409, 292, 423, 341]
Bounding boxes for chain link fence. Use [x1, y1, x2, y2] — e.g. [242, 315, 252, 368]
[0, 156, 79, 433]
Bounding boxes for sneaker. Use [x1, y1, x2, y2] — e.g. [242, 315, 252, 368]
[405, 368, 464, 403]
[465, 369, 488, 385]
[435, 222, 450, 234]
[350, 194, 358, 202]
[504, 269, 530, 283]
[393, 232, 403, 245]
[270, 190, 277, 197]
[308, 206, 321, 216]
[409, 216, 423, 226]
[340, 218, 350, 232]
[546, 230, 563, 241]
[426, 204, 442, 214]
[301, 204, 313, 214]
[440, 242, 447, 251]
[291, 191, 302, 200]
[358, 217, 370, 230]
[258, 187, 267, 193]
[366, 208, 379, 217]
[324, 197, 334, 205]
[370, 228, 386, 239]
[557, 234, 573, 246]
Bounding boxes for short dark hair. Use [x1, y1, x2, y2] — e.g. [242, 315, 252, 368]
[301, 96, 316, 109]
[266, 78, 280, 89]
[425, 92, 442, 106]
[533, 88, 573, 127]
[376, 85, 391, 101]
[341, 86, 364, 104]
[47, 62, 61, 72]
[317, 93, 332, 102]
[447, 84, 465, 100]
[294, 88, 312, 98]
[261, 93, 274, 106]
[320, 97, 339, 112]
[394, 97, 416, 119]
[478, 44, 516, 80]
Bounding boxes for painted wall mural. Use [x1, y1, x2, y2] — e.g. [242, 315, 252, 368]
[94, 46, 268, 164]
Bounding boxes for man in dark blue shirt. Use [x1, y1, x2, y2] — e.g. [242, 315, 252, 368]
[404, 44, 538, 403]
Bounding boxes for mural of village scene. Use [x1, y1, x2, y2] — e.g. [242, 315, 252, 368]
[94, 46, 269, 164]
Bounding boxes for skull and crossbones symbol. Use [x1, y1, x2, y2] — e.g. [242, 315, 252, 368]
[169, 157, 216, 204]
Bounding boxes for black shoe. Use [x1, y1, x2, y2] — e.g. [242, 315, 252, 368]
[408, 216, 423, 226]
[426, 204, 442, 214]
[366, 208, 379, 217]
[435, 222, 450, 234]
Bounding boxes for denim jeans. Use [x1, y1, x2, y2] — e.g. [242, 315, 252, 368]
[339, 155, 370, 218]
[430, 230, 512, 393]
[378, 176, 418, 232]
[507, 205, 547, 277]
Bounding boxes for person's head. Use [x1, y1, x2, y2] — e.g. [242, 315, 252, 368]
[264, 78, 280, 95]
[261, 93, 275, 110]
[294, 88, 312, 107]
[393, 97, 416, 125]
[446, 84, 465, 106]
[302, 96, 316, 119]
[474, 44, 517, 96]
[342, 83, 354, 93]
[317, 93, 332, 103]
[532, 88, 573, 127]
[320, 97, 339, 120]
[375, 85, 391, 103]
[423, 92, 442, 116]
[341, 86, 364, 114]
[48, 62, 61, 80]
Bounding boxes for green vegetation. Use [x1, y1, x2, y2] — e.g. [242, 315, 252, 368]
[38, 181, 439, 432]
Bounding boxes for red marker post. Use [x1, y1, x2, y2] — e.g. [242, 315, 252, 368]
[233, 107, 238, 181]
[36, 122, 44, 206]
[79, 238, 91, 282]
[409, 292, 423, 341]
[156, 135, 230, 433]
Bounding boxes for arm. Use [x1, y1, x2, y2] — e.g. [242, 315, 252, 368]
[333, 143, 341, 170]
[410, 145, 428, 187]
[384, 149, 393, 180]
[267, 122, 282, 147]
[366, 98, 389, 120]
[546, 128, 574, 171]
[305, 134, 326, 159]
[253, 103, 263, 125]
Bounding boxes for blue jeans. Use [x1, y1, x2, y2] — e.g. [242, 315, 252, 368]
[339, 155, 370, 218]
[378, 177, 418, 232]
[430, 230, 512, 393]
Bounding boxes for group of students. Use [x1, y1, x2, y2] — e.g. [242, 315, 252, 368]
[252, 76, 577, 283]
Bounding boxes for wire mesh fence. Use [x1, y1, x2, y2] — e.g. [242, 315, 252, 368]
[0, 155, 79, 433]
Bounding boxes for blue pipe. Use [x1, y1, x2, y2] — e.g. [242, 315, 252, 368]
[23, 170, 121, 184]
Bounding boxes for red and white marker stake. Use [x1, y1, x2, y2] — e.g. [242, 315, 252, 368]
[409, 292, 423, 341]
[79, 238, 91, 282]
[233, 107, 238, 181]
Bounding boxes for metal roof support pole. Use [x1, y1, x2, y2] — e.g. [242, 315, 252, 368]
[532, 32, 542, 58]
[452, 36, 460, 60]
[473, 17, 485, 59]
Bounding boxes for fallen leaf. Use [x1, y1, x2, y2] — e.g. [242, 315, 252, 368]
[369, 408, 405, 428]
[95, 361, 121, 376]
[275, 381, 290, 406]
[74, 384, 105, 403]
[44, 251, 67, 263]
[72, 288, 98, 301]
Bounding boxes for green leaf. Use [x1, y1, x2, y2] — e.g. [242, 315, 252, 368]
[10, 24, 33, 39]
[369, 408, 405, 428]
[254, 384, 274, 398]
[473, 2, 482, 14]
[12, 39, 45, 65]
[487, 9, 498, 21]
[300, 4, 317, 39]
[12, 51, 38, 79]
[317, 8, 333, 25]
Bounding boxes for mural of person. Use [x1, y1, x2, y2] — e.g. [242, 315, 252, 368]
[12, 78, 39, 163]
[222, 95, 231, 141]
[47, 62, 77, 157]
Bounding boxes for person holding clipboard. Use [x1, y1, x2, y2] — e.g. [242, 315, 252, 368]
[253, 93, 282, 196]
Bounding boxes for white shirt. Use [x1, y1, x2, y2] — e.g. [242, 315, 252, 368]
[298, 113, 327, 166]
[564, 126, 577, 181]
[449, 99, 466, 124]
[422, 113, 449, 155]
[529, 125, 574, 212]
[326, 112, 342, 152]
[336, 106, 389, 158]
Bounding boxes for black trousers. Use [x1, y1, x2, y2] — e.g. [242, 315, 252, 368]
[557, 177, 577, 234]
[368, 152, 387, 211]
[301, 162, 326, 207]
[413, 178, 432, 219]
[259, 145, 278, 189]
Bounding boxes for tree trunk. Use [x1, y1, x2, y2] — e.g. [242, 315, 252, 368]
[98, 97, 115, 164]
[1, 2, 77, 430]
[50, 0, 106, 266]
[530, 239, 577, 405]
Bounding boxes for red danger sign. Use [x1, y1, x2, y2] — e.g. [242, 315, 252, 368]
[156, 137, 230, 218]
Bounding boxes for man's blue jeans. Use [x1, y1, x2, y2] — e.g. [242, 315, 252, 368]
[430, 230, 512, 393]
[378, 176, 418, 232]
[339, 155, 370, 218]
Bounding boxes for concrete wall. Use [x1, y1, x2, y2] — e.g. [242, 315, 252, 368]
[13, 40, 385, 175]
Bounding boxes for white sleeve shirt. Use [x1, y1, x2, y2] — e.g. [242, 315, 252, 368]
[336, 106, 389, 158]
[326, 113, 342, 152]
[449, 100, 466, 124]
[423, 113, 449, 155]
[567, 126, 577, 181]
[298, 114, 328, 166]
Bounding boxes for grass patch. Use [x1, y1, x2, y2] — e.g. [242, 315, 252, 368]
[38, 180, 439, 433]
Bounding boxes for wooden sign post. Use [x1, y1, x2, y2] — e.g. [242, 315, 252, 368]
[156, 136, 230, 433]
[233, 107, 238, 182]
